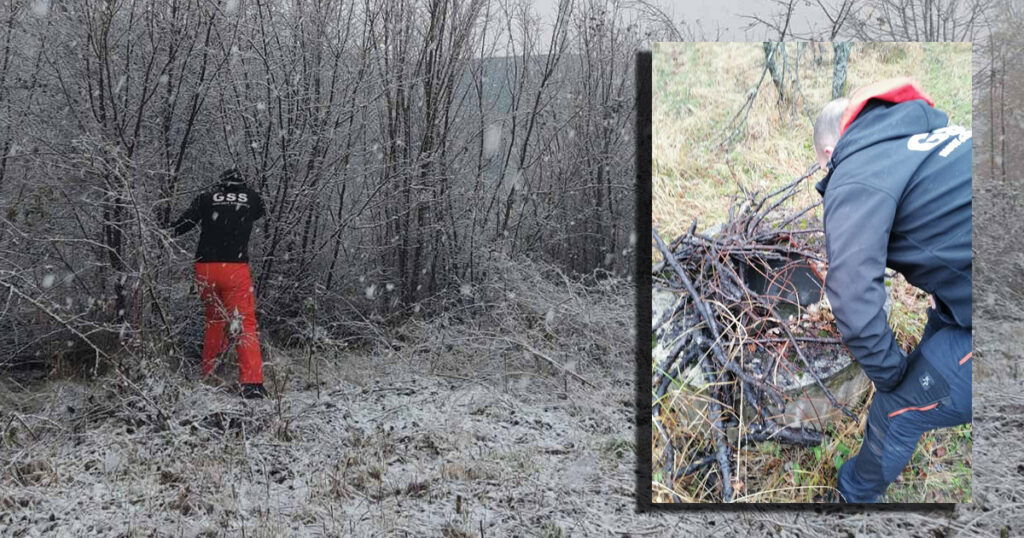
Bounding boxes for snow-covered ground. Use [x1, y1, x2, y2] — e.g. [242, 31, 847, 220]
[2, 343, 1020, 536]
[0, 343, 644, 536]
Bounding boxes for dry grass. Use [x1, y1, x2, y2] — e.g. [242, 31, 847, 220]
[652, 42, 972, 240]
[652, 42, 973, 503]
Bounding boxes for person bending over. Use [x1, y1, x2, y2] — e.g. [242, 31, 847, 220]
[812, 77, 972, 502]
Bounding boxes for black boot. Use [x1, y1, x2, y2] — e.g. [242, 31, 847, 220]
[240, 383, 269, 399]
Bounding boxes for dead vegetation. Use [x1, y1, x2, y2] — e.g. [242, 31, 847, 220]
[651, 171, 871, 503]
[0, 253, 639, 535]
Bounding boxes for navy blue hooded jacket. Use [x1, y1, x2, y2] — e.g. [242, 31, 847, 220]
[815, 99, 972, 392]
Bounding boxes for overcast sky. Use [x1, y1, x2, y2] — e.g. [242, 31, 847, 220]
[521, 0, 830, 50]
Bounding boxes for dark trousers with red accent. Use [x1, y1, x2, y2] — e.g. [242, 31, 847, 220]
[195, 262, 264, 384]
[838, 308, 972, 502]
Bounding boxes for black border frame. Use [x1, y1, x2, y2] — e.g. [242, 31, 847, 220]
[634, 50, 654, 511]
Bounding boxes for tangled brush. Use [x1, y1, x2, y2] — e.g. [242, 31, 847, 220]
[652, 164, 863, 502]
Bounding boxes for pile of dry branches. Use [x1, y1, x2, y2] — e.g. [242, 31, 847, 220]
[652, 164, 858, 502]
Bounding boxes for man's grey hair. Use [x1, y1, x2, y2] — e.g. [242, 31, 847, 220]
[813, 98, 850, 156]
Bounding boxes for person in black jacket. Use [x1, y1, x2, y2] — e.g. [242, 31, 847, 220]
[170, 168, 269, 399]
[812, 78, 972, 502]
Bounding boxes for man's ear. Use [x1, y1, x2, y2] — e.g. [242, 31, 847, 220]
[823, 146, 834, 159]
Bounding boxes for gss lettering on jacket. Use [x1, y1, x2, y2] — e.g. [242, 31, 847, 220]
[906, 125, 972, 156]
[171, 182, 265, 262]
[212, 192, 249, 203]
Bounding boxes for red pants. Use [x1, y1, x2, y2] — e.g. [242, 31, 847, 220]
[195, 262, 263, 384]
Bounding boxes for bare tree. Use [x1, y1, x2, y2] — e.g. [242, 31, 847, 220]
[786, 0, 995, 40]
[832, 42, 852, 98]
[0, 0, 679, 371]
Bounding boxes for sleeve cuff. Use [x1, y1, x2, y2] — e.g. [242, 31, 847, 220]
[864, 348, 908, 393]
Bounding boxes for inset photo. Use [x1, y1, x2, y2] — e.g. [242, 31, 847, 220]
[650, 42, 973, 503]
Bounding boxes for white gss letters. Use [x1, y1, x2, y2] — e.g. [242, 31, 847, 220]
[213, 193, 249, 203]
[906, 125, 971, 157]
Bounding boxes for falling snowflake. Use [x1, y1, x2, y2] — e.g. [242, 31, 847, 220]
[225, 0, 238, 12]
[365, 284, 376, 299]
[229, 313, 242, 335]
[211, 211, 219, 221]
[629, 232, 637, 246]
[30, 0, 49, 17]
[483, 122, 503, 158]
[385, 283, 395, 292]
[41, 274, 55, 289]
[459, 283, 472, 297]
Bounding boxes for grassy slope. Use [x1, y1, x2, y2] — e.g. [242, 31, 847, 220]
[652, 42, 971, 234]
[652, 42, 973, 503]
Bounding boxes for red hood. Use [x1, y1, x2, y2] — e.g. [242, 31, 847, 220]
[839, 77, 935, 135]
